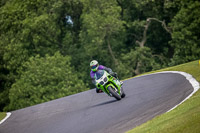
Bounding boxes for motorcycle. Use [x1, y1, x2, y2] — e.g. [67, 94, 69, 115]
[94, 70, 125, 100]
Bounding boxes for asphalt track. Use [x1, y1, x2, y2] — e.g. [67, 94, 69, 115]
[0, 73, 194, 133]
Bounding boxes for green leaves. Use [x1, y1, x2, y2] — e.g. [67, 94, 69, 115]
[170, 1, 200, 65]
[5, 52, 88, 111]
[80, 0, 125, 70]
[81, 0, 123, 43]
[122, 47, 160, 75]
[0, 0, 200, 111]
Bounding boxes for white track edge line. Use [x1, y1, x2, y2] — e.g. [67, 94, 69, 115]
[163, 71, 199, 112]
[135, 71, 200, 112]
[0, 112, 11, 125]
[0, 72, 199, 124]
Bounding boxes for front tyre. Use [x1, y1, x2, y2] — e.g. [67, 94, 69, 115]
[121, 87, 126, 98]
[107, 86, 121, 100]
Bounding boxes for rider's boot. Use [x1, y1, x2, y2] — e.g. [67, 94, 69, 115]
[96, 88, 103, 93]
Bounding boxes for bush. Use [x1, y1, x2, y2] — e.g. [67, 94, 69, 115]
[5, 52, 88, 111]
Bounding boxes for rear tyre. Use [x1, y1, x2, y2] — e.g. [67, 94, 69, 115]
[107, 86, 121, 100]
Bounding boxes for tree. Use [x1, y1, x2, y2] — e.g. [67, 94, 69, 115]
[122, 46, 160, 76]
[118, 0, 174, 75]
[169, 0, 200, 65]
[1, 0, 199, 111]
[5, 52, 88, 111]
[0, 0, 79, 110]
[80, 0, 124, 66]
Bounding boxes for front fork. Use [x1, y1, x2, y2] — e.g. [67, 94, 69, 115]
[106, 84, 121, 97]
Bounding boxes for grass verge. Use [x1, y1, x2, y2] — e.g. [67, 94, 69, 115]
[0, 112, 6, 122]
[127, 60, 200, 133]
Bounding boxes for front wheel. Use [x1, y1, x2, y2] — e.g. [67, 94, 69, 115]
[107, 86, 121, 100]
[121, 87, 126, 98]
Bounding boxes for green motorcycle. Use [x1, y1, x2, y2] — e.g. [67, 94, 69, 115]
[94, 70, 126, 100]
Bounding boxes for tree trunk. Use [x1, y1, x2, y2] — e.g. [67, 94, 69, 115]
[147, 18, 172, 36]
[134, 61, 141, 75]
[106, 38, 118, 66]
[134, 20, 151, 75]
[134, 17, 172, 75]
[136, 19, 151, 48]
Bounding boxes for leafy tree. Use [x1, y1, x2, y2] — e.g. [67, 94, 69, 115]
[116, 0, 174, 74]
[169, 0, 200, 65]
[5, 52, 88, 111]
[122, 46, 160, 76]
[1, 0, 199, 111]
[0, 0, 79, 110]
[80, 0, 124, 66]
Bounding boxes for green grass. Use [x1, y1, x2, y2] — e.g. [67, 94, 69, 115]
[0, 112, 6, 121]
[127, 60, 200, 133]
[0, 60, 199, 130]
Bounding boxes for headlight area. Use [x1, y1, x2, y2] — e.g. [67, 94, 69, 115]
[100, 81, 104, 85]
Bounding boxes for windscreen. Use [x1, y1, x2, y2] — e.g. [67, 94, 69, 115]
[94, 70, 104, 80]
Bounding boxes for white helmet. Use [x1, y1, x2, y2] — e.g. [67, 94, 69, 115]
[90, 60, 99, 72]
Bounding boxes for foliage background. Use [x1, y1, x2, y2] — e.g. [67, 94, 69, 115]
[0, 0, 199, 111]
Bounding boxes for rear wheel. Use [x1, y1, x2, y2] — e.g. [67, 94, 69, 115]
[107, 86, 121, 100]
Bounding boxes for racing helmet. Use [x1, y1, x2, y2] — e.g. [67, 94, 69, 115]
[90, 60, 99, 72]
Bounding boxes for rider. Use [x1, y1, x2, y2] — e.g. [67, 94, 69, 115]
[90, 60, 123, 93]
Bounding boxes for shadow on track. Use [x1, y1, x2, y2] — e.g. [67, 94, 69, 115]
[90, 99, 118, 108]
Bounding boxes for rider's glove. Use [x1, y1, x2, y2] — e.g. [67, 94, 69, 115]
[110, 71, 117, 77]
[113, 72, 117, 77]
[109, 71, 114, 75]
